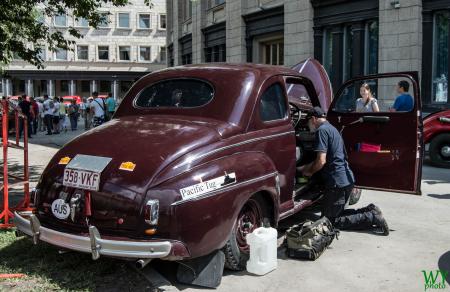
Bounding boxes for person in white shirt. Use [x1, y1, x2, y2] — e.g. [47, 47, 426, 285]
[42, 95, 54, 135]
[90, 92, 106, 127]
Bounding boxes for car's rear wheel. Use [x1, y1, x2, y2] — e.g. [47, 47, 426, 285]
[429, 134, 450, 168]
[222, 195, 268, 271]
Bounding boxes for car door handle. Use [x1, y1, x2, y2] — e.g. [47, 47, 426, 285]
[361, 116, 390, 123]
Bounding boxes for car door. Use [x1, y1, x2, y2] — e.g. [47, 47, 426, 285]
[326, 72, 422, 195]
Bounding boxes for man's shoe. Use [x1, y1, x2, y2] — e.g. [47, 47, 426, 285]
[371, 209, 389, 236]
[363, 203, 382, 214]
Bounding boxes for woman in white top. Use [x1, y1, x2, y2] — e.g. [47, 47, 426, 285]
[355, 83, 380, 113]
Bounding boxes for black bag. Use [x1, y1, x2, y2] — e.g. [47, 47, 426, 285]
[285, 217, 339, 260]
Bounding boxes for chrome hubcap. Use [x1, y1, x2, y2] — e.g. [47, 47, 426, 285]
[441, 145, 450, 158]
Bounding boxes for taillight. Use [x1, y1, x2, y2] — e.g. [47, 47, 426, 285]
[144, 199, 159, 225]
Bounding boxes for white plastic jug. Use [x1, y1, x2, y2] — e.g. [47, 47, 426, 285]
[246, 226, 278, 275]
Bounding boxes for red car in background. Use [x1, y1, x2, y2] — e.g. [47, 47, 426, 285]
[62, 96, 82, 105]
[424, 109, 450, 168]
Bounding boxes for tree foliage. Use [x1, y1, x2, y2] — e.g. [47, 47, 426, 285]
[0, 0, 152, 71]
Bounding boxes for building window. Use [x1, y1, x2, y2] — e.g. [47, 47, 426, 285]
[432, 12, 449, 103]
[119, 46, 131, 61]
[208, 0, 225, 9]
[81, 80, 90, 92]
[205, 44, 225, 62]
[54, 14, 67, 27]
[159, 14, 167, 30]
[75, 17, 89, 27]
[118, 13, 130, 28]
[98, 12, 110, 28]
[343, 25, 353, 82]
[36, 10, 45, 24]
[37, 46, 46, 61]
[183, 0, 192, 21]
[138, 14, 151, 29]
[77, 45, 89, 60]
[322, 29, 333, 75]
[260, 39, 284, 65]
[98, 46, 109, 60]
[55, 49, 67, 60]
[139, 46, 151, 61]
[99, 81, 110, 93]
[61, 80, 69, 93]
[365, 21, 379, 75]
[160, 46, 166, 62]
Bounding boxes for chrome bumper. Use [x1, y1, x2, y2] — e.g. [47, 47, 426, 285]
[14, 211, 172, 260]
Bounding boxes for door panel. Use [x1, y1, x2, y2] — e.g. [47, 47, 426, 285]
[327, 72, 422, 194]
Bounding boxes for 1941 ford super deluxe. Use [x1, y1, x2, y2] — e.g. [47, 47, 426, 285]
[15, 59, 423, 271]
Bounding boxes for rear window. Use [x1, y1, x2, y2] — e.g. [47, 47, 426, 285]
[134, 79, 214, 108]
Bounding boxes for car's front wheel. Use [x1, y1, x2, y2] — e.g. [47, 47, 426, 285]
[429, 134, 450, 168]
[222, 196, 268, 271]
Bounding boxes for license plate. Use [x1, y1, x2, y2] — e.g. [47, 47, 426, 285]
[63, 168, 100, 191]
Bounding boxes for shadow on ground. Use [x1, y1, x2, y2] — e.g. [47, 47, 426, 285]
[428, 194, 450, 199]
[438, 251, 450, 285]
[0, 230, 152, 291]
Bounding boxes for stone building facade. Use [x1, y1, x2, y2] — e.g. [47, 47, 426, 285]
[167, 0, 450, 111]
[1, 0, 167, 101]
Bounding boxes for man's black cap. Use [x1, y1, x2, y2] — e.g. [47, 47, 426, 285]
[306, 106, 326, 118]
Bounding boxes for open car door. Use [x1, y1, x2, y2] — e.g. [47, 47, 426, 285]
[327, 72, 423, 195]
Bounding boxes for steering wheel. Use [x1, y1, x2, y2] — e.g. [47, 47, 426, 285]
[289, 102, 302, 129]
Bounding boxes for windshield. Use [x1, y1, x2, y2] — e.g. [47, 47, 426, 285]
[134, 79, 214, 108]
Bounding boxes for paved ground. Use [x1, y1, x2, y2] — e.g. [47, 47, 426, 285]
[2, 124, 450, 292]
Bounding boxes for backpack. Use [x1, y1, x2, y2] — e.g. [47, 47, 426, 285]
[284, 217, 339, 260]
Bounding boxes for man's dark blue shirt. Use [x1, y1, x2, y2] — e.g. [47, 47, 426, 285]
[393, 93, 414, 112]
[314, 121, 355, 188]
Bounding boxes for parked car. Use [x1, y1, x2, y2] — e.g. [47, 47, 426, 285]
[424, 109, 450, 168]
[62, 95, 82, 105]
[14, 60, 423, 271]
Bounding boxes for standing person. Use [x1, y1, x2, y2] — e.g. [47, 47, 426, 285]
[355, 83, 380, 113]
[30, 97, 39, 135]
[52, 97, 60, 134]
[43, 95, 54, 135]
[37, 98, 45, 132]
[297, 107, 389, 235]
[18, 95, 32, 139]
[105, 92, 116, 120]
[84, 98, 92, 130]
[80, 97, 87, 119]
[58, 97, 66, 132]
[68, 100, 79, 131]
[390, 80, 414, 112]
[90, 92, 106, 127]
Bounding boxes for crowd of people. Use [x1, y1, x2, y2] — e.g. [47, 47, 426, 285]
[2, 92, 116, 138]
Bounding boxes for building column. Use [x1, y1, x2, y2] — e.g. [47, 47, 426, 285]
[5, 79, 12, 96]
[112, 80, 118, 100]
[331, 25, 344, 91]
[191, 0, 206, 63]
[284, 0, 314, 67]
[70, 80, 76, 96]
[47, 80, 54, 97]
[351, 22, 366, 78]
[226, 0, 246, 63]
[172, 0, 180, 66]
[90, 80, 97, 94]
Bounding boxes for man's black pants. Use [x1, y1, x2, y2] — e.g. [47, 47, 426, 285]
[322, 185, 374, 230]
[44, 114, 53, 134]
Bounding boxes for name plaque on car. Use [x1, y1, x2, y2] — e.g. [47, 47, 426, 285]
[180, 172, 237, 200]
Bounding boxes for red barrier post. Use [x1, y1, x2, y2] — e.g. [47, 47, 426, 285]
[0, 100, 14, 228]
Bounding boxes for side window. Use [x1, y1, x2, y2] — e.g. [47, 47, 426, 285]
[333, 77, 415, 113]
[259, 83, 287, 122]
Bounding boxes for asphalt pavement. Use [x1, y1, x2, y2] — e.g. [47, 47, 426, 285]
[3, 124, 450, 292]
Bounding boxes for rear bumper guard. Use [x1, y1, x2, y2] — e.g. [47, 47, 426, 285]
[14, 211, 172, 260]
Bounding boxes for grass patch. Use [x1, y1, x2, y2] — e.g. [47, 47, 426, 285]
[0, 229, 152, 291]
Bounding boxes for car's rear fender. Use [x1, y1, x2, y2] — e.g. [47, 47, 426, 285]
[144, 151, 279, 259]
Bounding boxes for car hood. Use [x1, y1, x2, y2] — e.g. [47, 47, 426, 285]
[45, 115, 237, 194]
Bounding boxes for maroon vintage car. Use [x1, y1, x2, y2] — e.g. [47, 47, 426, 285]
[423, 109, 450, 168]
[14, 60, 423, 271]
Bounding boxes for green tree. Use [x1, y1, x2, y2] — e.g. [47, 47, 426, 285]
[0, 0, 152, 71]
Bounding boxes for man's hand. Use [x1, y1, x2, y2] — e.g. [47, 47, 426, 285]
[297, 152, 327, 177]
